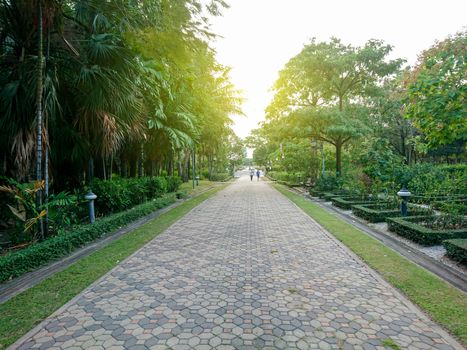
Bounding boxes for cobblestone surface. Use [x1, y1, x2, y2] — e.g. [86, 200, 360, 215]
[10, 176, 463, 349]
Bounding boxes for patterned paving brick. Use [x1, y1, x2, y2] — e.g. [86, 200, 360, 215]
[10, 175, 463, 349]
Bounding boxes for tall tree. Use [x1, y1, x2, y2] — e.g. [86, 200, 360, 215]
[405, 32, 466, 151]
[267, 38, 403, 175]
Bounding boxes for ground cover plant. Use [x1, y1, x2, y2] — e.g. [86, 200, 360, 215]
[274, 184, 467, 345]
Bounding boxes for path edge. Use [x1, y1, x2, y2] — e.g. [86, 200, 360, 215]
[270, 182, 465, 350]
[7, 182, 231, 350]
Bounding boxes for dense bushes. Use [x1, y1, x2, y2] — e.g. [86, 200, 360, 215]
[0, 195, 176, 283]
[267, 171, 305, 185]
[91, 176, 181, 215]
[209, 173, 231, 182]
[404, 164, 467, 196]
[387, 216, 467, 246]
[443, 239, 467, 265]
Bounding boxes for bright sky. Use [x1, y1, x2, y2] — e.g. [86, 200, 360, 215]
[209, 0, 466, 139]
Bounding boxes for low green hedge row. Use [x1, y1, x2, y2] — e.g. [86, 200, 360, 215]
[267, 171, 305, 185]
[387, 216, 467, 246]
[322, 190, 351, 200]
[0, 194, 176, 284]
[443, 239, 467, 265]
[209, 173, 231, 182]
[331, 196, 374, 210]
[91, 176, 181, 215]
[352, 203, 433, 223]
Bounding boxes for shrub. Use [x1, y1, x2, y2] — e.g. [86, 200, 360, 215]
[443, 239, 467, 265]
[0, 194, 176, 283]
[165, 176, 182, 193]
[209, 173, 231, 182]
[268, 171, 306, 185]
[91, 176, 179, 215]
[331, 196, 374, 210]
[387, 215, 467, 246]
[352, 203, 433, 223]
[314, 174, 342, 191]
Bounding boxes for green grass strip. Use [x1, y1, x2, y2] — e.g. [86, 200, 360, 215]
[0, 185, 226, 349]
[274, 184, 467, 345]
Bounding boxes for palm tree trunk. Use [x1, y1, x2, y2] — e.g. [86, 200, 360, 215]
[35, 0, 44, 239]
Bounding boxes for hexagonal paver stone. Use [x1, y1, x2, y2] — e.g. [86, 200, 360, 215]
[9, 175, 463, 350]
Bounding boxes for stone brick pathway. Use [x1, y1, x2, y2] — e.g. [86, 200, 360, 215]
[11, 175, 463, 349]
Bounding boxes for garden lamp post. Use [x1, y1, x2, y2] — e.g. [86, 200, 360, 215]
[397, 187, 411, 217]
[84, 191, 97, 223]
[195, 175, 200, 186]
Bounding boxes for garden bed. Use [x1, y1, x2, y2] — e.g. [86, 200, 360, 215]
[0, 195, 176, 284]
[352, 203, 433, 223]
[387, 215, 467, 246]
[443, 239, 467, 266]
[331, 196, 374, 210]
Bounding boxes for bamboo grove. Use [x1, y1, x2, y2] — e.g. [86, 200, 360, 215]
[0, 0, 244, 191]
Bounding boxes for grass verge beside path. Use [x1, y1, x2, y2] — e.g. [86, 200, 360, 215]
[0, 185, 227, 350]
[274, 184, 467, 345]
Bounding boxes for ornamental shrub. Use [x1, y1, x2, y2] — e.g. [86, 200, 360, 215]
[0, 195, 176, 283]
[91, 176, 179, 215]
[387, 215, 467, 246]
[443, 239, 467, 265]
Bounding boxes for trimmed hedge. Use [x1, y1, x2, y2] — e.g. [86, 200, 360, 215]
[0, 194, 176, 284]
[209, 173, 231, 182]
[443, 239, 467, 265]
[352, 203, 433, 223]
[322, 190, 351, 200]
[387, 216, 467, 246]
[91, 176, 181, 215]
[331, 196, 373, 210]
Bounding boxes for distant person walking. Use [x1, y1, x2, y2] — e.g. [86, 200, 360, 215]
[256, 169, 260, 181]
[250, 169, 255, 181]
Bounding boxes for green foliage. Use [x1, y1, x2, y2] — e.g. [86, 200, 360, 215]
[267, 171, 306, 185]
[0, 195, 176, 284]
[443, 239, 467, 265]
[91, 176, 180, 215]
[314, 174, 343, 191]
[405, 32, 467, 149]
[387, 216, 467, 246]
[0, 179, 81, 243]
[359, 138, 404, 184]
[209, 173, 231, 182]
[331, 196, 374, 210]
[404, 164, 467, 195]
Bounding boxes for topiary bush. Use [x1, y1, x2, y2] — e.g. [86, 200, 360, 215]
[331, 196, 374, 210]
[387, 215, 467, 246]
[352, 203, 433, 223]
[443, 239, 467, 265]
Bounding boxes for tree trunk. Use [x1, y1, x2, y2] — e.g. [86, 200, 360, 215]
[138, 143, 144, 177]
[208, 155, 213, 180]
[35, 0, 44, 239]
[335, 141, 342, 177]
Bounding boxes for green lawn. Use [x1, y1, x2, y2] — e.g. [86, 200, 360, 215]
[0, 185, 226, 350]
[274, 184, 467, 345]
[179, 179, 224, 196]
